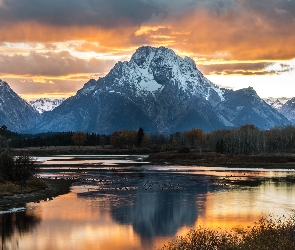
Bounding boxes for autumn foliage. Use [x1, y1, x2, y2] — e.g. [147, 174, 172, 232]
[71, 131, 87, 147]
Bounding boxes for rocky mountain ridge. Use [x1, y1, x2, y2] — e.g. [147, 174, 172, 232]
[0, 79, 39, 132]
[0, 46, 292, 134]
[32, 46, 290, 134]
[264, 98, 295, 125]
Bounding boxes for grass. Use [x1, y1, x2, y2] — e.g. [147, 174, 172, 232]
[0, 177, 47, 197]
[12, 146, 295, 168]
[160, 215, 295, 250]
[12, 145, 154, 156]
[150, 150, 295, 168]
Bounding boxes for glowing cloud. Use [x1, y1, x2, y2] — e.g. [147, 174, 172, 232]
[0, 0, 294, 99]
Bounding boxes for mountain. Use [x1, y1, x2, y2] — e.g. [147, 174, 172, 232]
[264, 98, 295, 125]
[280, 98, 295, 124]
[33, 46, 290, 134]
[29, 98, 65, 114]
[265, 99, 284, 111]
[0, 79, 39, 132]
[217, 88, 289, 129]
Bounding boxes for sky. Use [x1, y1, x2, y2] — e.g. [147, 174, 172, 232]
[0, 0, 294, 100]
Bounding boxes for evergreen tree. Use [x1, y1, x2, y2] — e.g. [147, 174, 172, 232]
[137, 127, 145, 147]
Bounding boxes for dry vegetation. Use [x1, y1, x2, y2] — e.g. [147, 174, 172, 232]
[0, 178, 74, 210]
[12, 145, 151, 156]
[12, 145, 295, 168]
[160, 215, 295, 250]
[150, 150, 295, 168]
[0, 177, 47, 197]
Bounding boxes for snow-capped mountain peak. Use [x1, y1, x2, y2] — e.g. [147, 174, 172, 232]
[92, 46, 225, 104]
[29, 98, 66, 113]
[0, 47, 290, 134]
[33, 46, 289, 134]
[265, 98, 284, 110]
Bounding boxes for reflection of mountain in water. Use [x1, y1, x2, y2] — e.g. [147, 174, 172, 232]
[109, 173, 214, 239]
[76, 172, 219, 240]
[112, 188, 197, 238]
[0, 210, 40, 248]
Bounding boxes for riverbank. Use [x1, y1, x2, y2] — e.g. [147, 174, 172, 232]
[12, 146, 295, 168]
[1, 149, 294, 212]
[12, 145, 151, 156]
[0, 178, 75, 211]
[149, 151, 295, 168]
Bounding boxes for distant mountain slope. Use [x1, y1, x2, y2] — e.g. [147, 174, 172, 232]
[0, 79, 39, 132]
[265, 99, 284, 111]
[218, 88, 289, 129]
[33, 46, 290, 134]
[280, 98, 295, 124]
[264, 98, 295, 125]
[29, 98, 65, 113]
[34, 91, 158, 134]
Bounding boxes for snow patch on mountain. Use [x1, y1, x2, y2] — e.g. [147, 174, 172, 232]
[91, 46, 226, 105]
[265, 99, 284, 111]
[29, 98, 66, 113]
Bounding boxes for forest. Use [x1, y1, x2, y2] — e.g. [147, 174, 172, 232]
[1, 124, 295, 155]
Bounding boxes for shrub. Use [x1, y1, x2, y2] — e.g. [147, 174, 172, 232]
[26, 177, 47, 189]
[160, 215, 295, 250]
[0, 152, 39, 185]
[14, 154, 39, 185]
[0, 151, 15, 181]
[178, 147, 190, 153]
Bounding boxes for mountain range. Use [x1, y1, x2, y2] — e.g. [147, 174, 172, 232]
[266, 98, 295, 124]
[29, 98, 65, 114]
[0, 46, 292, 134]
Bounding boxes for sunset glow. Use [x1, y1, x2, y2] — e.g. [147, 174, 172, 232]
[0, 0, 294, 100]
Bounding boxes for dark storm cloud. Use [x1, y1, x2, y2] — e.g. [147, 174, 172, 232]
[0, 0, 293, 28]
[240, 0, 295, 23]
[0, 0, 159, 27]
[0, 0, 251, 28]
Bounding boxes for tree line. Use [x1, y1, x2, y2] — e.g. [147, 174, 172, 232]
[108, 125, 295, 154]
[5, 131, 110, 148]
[2, 124, 295, 154]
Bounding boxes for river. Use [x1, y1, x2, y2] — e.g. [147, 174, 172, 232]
[1, 155, 295, 250]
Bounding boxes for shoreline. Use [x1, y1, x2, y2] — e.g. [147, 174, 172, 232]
[12, 146, 295, 169]
[2, 148, 295, 211]
[148, 151, 295, 169]
[0, 178, 75, 211]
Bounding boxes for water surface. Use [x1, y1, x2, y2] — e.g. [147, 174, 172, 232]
[1, 155, 295, 249]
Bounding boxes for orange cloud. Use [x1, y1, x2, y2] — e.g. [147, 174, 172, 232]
[159, 7, 295, 61]
[0, 1, 294, 62]
[0, 22, 138, 49]
[4, 77, 86, 100]
[123, 1, 295, 61]
[1, 0, 295, 99]
[0, 51, 116, 76]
